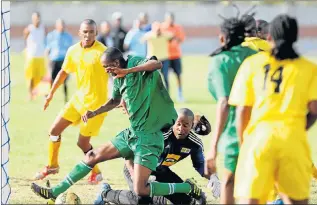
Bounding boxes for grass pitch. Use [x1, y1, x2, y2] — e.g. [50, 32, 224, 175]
[8, 53, 317, 204]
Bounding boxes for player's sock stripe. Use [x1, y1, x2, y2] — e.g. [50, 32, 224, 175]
[168, 183, 172, 195]
[171, 183, 175, 194]
[66, 175, 74, 185]
[149, 183, 153, 197]
[80, 161, 92, 170]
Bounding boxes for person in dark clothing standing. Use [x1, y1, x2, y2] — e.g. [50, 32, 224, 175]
[97, 21, 114, 47]
[111, 12, 127, 52]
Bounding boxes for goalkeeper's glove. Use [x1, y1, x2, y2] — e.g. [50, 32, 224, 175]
[207, 173, 221, 199]
[193, 115, 211, 136]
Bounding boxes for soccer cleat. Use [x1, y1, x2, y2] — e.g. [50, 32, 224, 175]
[185, 178, 203, 201]
[31, 183, 56, 200]
[34, 166, 59, 180]
[94, 183, 112, 205]
[46, 198, 55, 204]
[88, 172, 103, 185]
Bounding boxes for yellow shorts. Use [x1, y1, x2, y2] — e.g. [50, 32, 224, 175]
[234, 122, 312, 202]
[59, 98, 106, 137]
[24, 57, 46, 88]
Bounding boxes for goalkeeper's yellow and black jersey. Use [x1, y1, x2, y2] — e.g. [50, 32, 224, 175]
[157, 127, 205, 176]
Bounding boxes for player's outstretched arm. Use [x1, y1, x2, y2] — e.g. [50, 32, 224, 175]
[106, 60, 162, 79]
[129, 59, 163, 73]
[44, 70, 68, 110]
[82, 97, 122, 123]
[205, 97, 230, 175]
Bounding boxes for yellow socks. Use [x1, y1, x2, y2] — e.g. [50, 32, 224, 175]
[48, 139, 61, 168]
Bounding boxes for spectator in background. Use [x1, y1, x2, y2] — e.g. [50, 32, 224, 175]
[161, 12, 186, 103]
[124, 19, 147, 57]
[46, 18, 73, 103]
[97, 21, 114, 47]
[142, 21, 173, 64]
[111, 12, 127, 52]
[23, 12, 47, 101]
[138, 12, 152, 32]
[256, 19, 269, 40]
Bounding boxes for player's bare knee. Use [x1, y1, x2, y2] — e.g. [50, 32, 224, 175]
[49, 125, 62, 136]
[83, 150, 98, 166]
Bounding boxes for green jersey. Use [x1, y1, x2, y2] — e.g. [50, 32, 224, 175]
[113, 55, 177, 133]
[208, 45, 257, 156]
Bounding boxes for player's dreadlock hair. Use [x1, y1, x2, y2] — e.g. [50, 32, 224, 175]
[210, 4, 257, 56]
[210, 17, 245, 56]
[241, 14, 257, 37]
[270, 14, 299, 60]
[103, 47, 127, 67]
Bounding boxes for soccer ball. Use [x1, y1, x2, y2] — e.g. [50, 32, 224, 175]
[55, 192, 81, 204]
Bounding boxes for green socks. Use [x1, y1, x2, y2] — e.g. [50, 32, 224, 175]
[52, 161, 92, 197]
[149, 182, 191, 197]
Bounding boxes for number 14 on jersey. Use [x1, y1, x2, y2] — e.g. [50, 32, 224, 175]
[263, 64, 284, 93]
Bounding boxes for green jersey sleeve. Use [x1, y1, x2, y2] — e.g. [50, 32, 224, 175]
[208, 56, 230, 100]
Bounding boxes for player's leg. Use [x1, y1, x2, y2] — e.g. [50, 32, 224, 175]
[34, 114, 73, 180]
[35, 101, 82, 180]
[123, 161, 135, 191]
[25, 57, 36, 100]
[161, 60, 170, 92]
[234, 124, 276, 204]
[31, 128, 134, 200]
[221, 154, 238, 204]
[50, 61, 58, 87]
[31, 141, 122, 200]
[79, 114, 106, 184]
[170, 58, 184, 102]
[276, 128, 311, 204]
[132, 132, 203, 201]
[94, 161, 153, 205]
[154, 168, 196, 205]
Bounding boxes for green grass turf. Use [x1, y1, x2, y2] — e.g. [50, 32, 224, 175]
[8, 53, 317, 204]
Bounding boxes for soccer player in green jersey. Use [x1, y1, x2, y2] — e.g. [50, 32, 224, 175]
[204, 17, 257, 204]
[31, 47, 204, 204]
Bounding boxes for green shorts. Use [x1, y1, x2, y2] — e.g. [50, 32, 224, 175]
[111, 128, 164, 171]
[224, 154, 238, 173]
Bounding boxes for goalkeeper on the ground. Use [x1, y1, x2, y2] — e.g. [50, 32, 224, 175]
[94, 108, 221, 205]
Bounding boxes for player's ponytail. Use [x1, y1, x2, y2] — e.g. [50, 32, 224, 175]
[270, 15, 299, 60]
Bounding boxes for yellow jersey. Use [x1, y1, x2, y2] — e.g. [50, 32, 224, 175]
[242, 37, 271, 52]
[229, 52, 317, 130]
[62, 40, 108, 114]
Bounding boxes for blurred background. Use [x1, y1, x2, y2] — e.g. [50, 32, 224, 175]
[10, 0, 317, 55]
